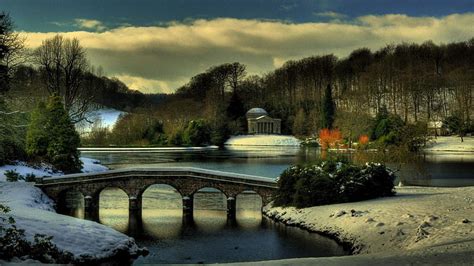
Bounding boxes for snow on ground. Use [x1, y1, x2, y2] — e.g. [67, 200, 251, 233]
[80, 157, 110, 173]
[0, 182, 142, 261]
[262, 186, 474, 265]
[225, 135, 301, 146]
[0, 157, 109, 181]
[425, 136, 474, 152]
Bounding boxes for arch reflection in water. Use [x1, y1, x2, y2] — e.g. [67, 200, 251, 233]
[193, 187, 228, 232]
[141, 184, 183, 239]
[236, 191, 262, 228]
[99, 187, 129, 233]
[57, 189, 84, 219]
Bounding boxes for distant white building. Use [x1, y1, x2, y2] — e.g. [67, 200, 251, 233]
[428, 120, 447, 136]
[246, 108, 281, 134]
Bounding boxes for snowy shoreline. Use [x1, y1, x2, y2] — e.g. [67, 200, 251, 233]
[424, 136, 474, 152]
[225, 135, 301, 146]
[260, 186, 474, 265]
[0, 158, 146, 263]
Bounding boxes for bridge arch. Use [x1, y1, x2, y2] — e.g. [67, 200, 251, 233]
[98, 187, 130, 209]
[139, 182, 183, 199]
[193, 187, 228, 211]
[141, 183, 183, 211]
[236, 190, 263, 208]
[189, 184, 231, 198]
[56, 188, 85, 218]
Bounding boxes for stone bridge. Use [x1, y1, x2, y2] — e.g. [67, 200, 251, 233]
[35, 167, 277, 221]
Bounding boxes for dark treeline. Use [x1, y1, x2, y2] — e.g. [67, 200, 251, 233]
[6, 64, 157, 113]
[174, 39, 473, 138]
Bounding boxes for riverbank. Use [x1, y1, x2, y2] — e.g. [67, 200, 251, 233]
[261, 185, 473, 265]
[425, 136, 474, 152]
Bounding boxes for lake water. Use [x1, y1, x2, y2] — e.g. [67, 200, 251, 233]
[81, 146, 474, 187]
[73, 146, 474, 264]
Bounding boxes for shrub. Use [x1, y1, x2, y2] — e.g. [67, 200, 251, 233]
[183, 119, 211, 146]
[319, 128, 342, 150]
[274, 166, 302, 206]
[169, 130, 184, 146]
[274, 161, 396, 208]
[370, 106, 404, 141]
[358, 135, 369, 146]
[4, 170, 20, 182]
[24, 173, 36, 182]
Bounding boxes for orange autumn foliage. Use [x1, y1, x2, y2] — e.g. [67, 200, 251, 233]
[359, 134, 369, 145]
[319, 128, 342, 150]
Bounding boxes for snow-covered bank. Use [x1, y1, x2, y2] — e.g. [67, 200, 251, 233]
[0, 182, 144, 262]
[425, 136, 474, 152]
[225, 135, 301, 146]
[0, 157, 108, 181]
[263, 186, 474, 265]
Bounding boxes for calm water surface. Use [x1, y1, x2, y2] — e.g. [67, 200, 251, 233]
[73, 146, 474, 263]
[81, 146, 474, 187]
[67, 186, 346, 264]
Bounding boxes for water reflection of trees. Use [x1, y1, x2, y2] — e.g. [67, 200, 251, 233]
[301, 147, 431, 186]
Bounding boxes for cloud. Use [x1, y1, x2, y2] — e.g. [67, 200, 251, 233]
[22, 13, 474, 93]
[113, 74, 180, 94]
[74, 19, 107, 31]
[314, 11, 347, 20]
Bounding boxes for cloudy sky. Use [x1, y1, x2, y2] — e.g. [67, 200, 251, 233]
[2, 0, 474, 93]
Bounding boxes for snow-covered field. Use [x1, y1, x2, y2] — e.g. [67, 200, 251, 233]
[263, 186, 474, 265]
[0, 182, 143, 262]
[225, 135, 301, 146]
[425, 136, 474, 152]
[0, 157, 109, 181]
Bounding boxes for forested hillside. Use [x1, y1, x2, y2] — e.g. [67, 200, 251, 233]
[175, 40, 474, 136]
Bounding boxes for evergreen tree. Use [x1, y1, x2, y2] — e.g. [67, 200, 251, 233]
[26, 102, 49, 158]
[26, 96, 82, 173]
[45, 96, 82, 173]
[321, 84, 335, 129]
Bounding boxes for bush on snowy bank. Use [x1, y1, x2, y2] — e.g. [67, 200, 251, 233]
[0, 204, 74, 263]
[274, 161, 396, 208]
[4, 170, 36, 182]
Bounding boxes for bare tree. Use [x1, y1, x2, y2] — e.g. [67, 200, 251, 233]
[33, 34, 93, 123]
[0, 12, 26, 94]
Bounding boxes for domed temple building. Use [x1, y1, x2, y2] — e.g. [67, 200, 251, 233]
[246, 108, 281, 134]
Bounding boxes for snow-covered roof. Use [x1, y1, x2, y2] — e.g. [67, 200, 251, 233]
[247, 108, 268, 115]
[246, 108, 268, 118]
